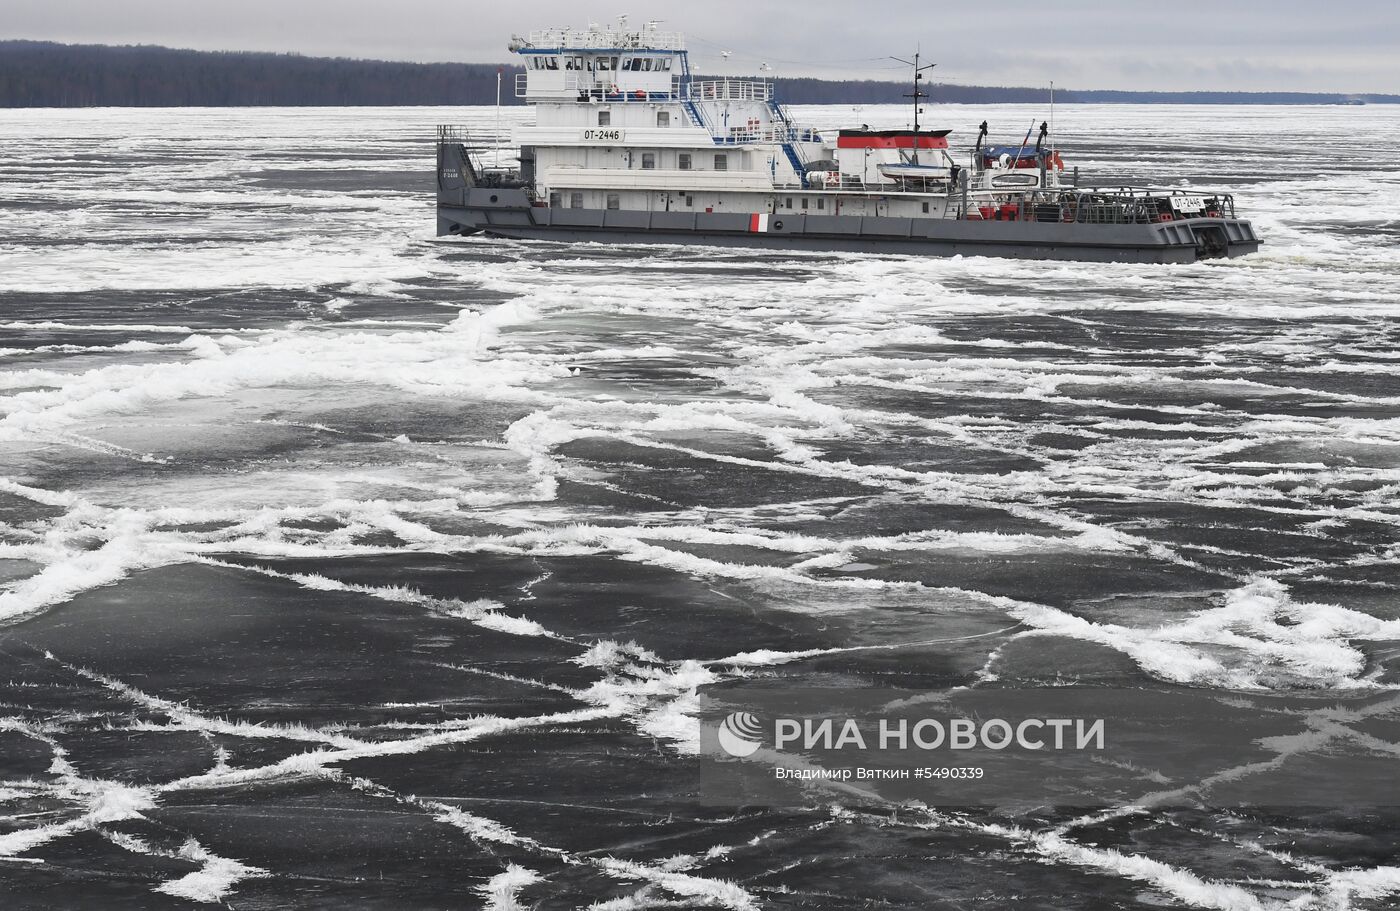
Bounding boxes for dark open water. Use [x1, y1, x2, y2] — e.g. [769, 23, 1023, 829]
[2, 104, 1400, 908]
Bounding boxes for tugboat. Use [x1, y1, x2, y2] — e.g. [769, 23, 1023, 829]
[436, 21, 1260, 263]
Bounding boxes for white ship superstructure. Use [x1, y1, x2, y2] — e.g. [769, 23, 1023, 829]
[512, 22, 835, 215]
[435, 21, 1261, 263]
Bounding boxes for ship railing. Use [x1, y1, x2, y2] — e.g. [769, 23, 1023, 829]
[435, 125, 516, 171]
[520, 27, 686, 51]
[1074, 186, 1238, 218]
[519, 74, 687, 101]
[571, 80, 687, 102]
[710, 126, 820, 145]
[438, 125, 467, 144]
[1060, 188, 1238, 223]
[686, 79, 774, 102]
[950, 187, 1238, 223]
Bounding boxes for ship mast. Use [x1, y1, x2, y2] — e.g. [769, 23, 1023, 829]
[891, 49, 937, 163]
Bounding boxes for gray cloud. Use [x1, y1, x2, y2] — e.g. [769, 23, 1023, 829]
[2, 0, 1396, 92]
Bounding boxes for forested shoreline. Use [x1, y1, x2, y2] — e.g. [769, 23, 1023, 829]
[2, 41, 1393, 107]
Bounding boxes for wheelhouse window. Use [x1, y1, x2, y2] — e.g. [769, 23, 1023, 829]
[641, 153, 656, 170]
[606, 193, 620, 210]
[678, 153, 691, 170]
[714, 153, 728, 171]
[657, 111, 670, 128]
[597, 110, 610, 126]
[598, 57, 613, 72]
[570, 192, 584, 208]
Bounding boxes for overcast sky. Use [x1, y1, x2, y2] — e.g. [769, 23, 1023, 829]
[4, 0, 1397, 93]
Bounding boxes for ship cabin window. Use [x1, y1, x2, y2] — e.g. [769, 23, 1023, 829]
[659, 58, 672, 71]
[922, 202, 930, 214]
[641, 153, 656, 170]
[801, 197, 808, 208]
[678, 153, 692, 170]
[545, 57, 559, 70]
[817, 198, 825, 210]
[657, 111, 670, 128]
[597, 110, 610, 126]
[570, 192, 584, 208]
[714, 153, 728, 171]
[549, 192, 561, 208]
[784, 197, 792, 209]
[606, 193, 620, 210]
[685, 195, 694, 207]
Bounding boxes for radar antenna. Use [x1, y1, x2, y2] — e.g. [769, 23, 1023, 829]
[890, 49, 937, 163]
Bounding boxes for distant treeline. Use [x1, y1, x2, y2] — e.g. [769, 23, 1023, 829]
[2, 41, 1395, 107]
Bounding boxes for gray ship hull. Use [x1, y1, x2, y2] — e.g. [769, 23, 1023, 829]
[437, 149, 1260, 265]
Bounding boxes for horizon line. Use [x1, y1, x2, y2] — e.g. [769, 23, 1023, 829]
[2, 38, 1393, 99]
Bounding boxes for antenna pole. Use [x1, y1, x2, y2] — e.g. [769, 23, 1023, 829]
[913, 50, 920, 133]
[495, 67, 503, 167]
[891, 50, 937, 163]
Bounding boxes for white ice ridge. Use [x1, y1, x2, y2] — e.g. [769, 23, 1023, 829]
[0, 299, 560, 450]
[709, 623, 1026, 668]
[157, 703, 618, 793]
[4, 664, 621, 903]
[212, 559, 559, 640]
[869, 803, 1394, 911]
[49, 654, 366, 748]
[478, 864, 542, 911]
[439, 639, 717, 756]
[0, 716, 264, 895]
[8, 655, 748, 904]
[153, 839, 269, 904]
[502, 406, 1226, 572]
[346, 772, 760, 909]
[999, 577, 1400, 690]
[0, 717, 154, 856]
[0, 531, 186, 625]
[441, 643, 715, 757]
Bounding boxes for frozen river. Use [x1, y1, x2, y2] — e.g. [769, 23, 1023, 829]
[2, 103, 1400, 909]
